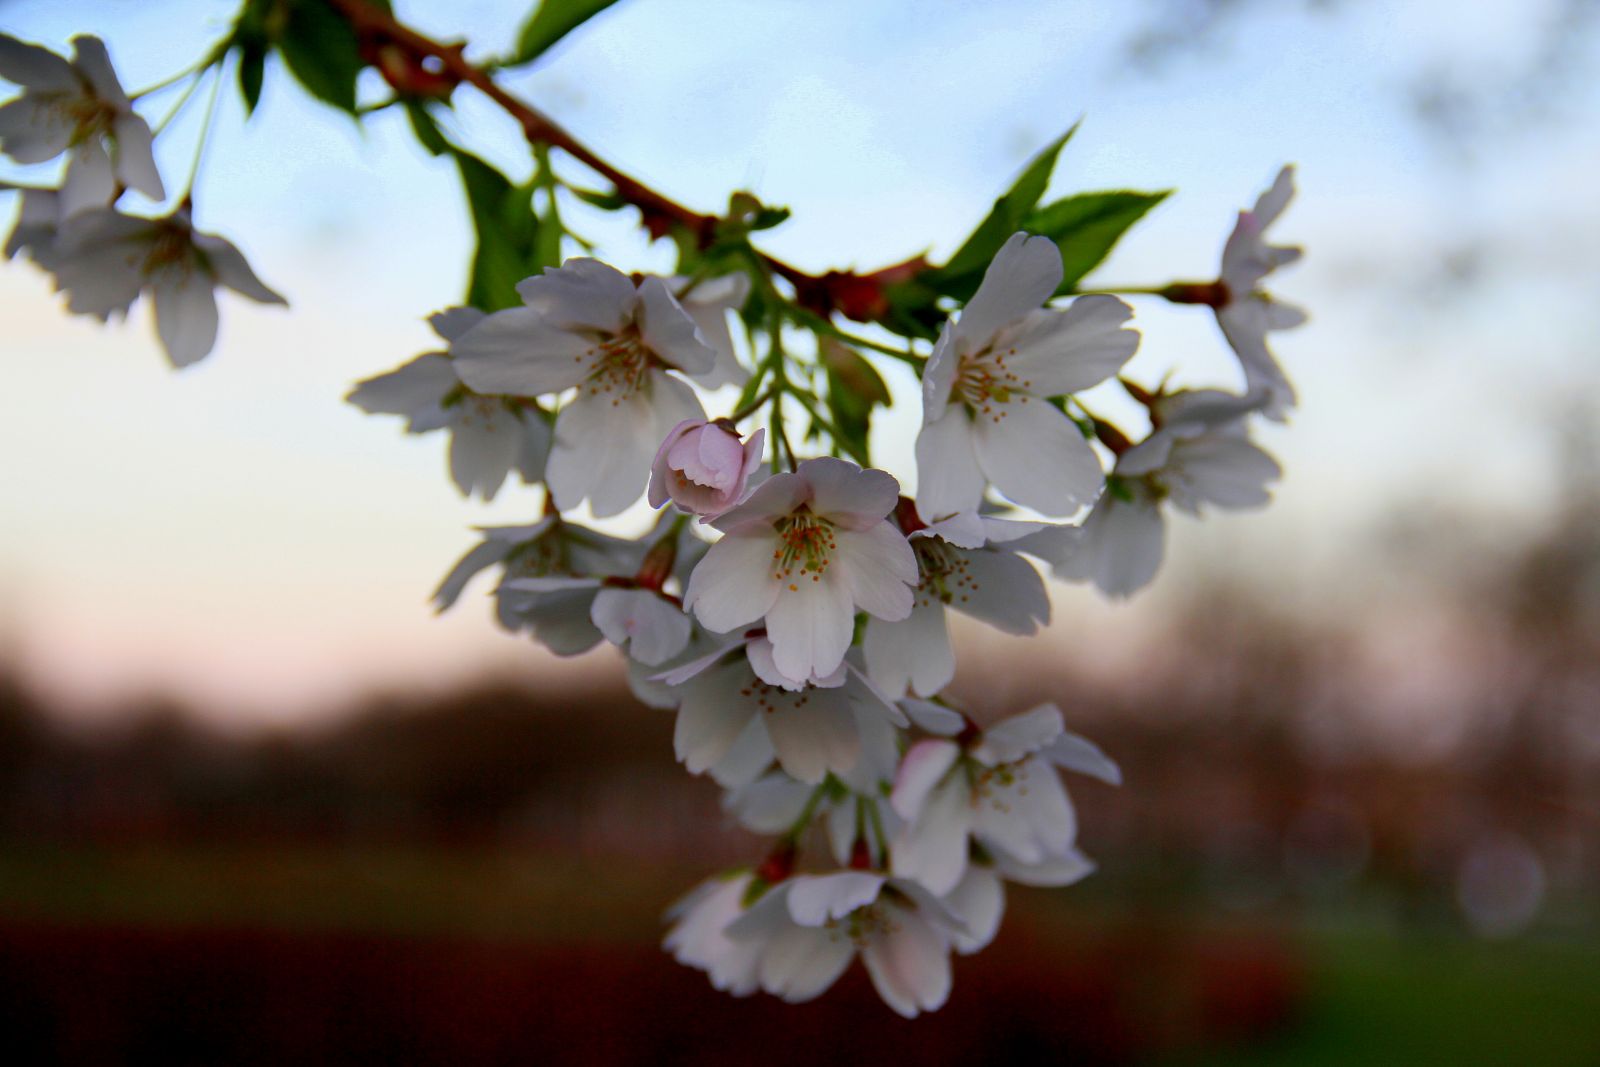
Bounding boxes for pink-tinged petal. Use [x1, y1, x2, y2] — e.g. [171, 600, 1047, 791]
[152, 269, 219, 367]
[757, 922, 855, 1003]
[708, 712, 777, 788]
[798, 457, 899, 530]
[787, 872, 885, 926]
[764, 686, 860, 784]
[889, 738, 961, 820]
[449, 307, 596, 396]
[59, 139, 116, 217]
[953, 231, 1063, 353]
[1002, 295, 1138, 396]
[70, 36, 128, 106]
[683, 532, 782, 634]
[193, 232, 285, 305]
[972, 396, 1104, 516]
[900, 699, 965, 737]
[636, 274, 715, 375]
[913, 408, 985, 521]
[890, 774, 973, 895]
[0, 34, 79, 90]
[764, 572, 855, 681]
[863, 603, 952, 700]
[836, 521, 916, 621]
[943, 866, 1004, 955]
[648, 419, 697, 508]
[861, 906, 953, 1019]
[746, 636, 843, 691]
[1043, 730, 1122, 785]
[590, 587, 691, 666]
[447, 405, 520, 500]
[514, 256, 633, 332]
[674, 663, 757, 775]
[110, 112, 163, 202]
[972, 703, 1063, 766]
[709, 469, 809, 533]
[952, 547, 1049, 636]
[994, 846, 1096, 887]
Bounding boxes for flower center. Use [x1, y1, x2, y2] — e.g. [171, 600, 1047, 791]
[970, 758, 1030, 814]
[912, 539, 977, 609]
[771, 507, 836, 590]
[582, 326, 654, 405]
[822, 903, 899, 946]
[140, 224, 194, 279]
[955, 343, 1033, 423]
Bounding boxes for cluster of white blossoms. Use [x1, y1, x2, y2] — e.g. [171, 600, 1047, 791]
[346, 178, 1302, 1017]
[3, 20, 1306, 1021]
[1, 33, 284, 367]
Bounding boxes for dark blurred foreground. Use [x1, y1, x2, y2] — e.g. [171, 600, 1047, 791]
[2, 447, 1599, 1064]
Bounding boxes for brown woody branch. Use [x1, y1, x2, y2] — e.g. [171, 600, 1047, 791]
[327, 0, 920, 321]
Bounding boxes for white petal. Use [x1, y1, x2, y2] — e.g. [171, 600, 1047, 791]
[680, 279, 748, 388]
[514, 256, 634, 332]
[920, 322, 959, 423]
[861, 907, 953, 1018]
[683, 531, 782, 634]
[70, 36, 128, 106]
[764, 572, 855, 682]
[152, 270, 219, 367]
[708, 713, 777, 788]
[59, 140, 117, 217]
[913, 408, 985, 521]
[1057, 493, 1165, 599]
[889, 738, 961, 820]
[1251, 164, 1296, 230]
[862, 603, 953, 699]
[0, 34, 79, 90]
[447, 405, 520, 500]
[994, 846, 1096, 887]
[709, 470, 809, 534]
[193, 232, 284, 305]
[1002, 295, 1137, 396]
[1043, 730, 1122, 785]
[900, 699, 965, 737]
[590, 587, 691, 666]
[1217, 299, 1296, 421]
[428, 306, 486, 342]
[943, 866, 1004, 955]
[674, 662, 756, 775]
[0, 96, 74, 163]
[725, 773, 814, 835]
[546, 389, 656, 516]
[636, 274, 715, 375]
[975, 754, 1076, 863]
[787, 872, 886, 926]
[1168, 436, 1280, 513]
[110, 112, 164, 202]
[764, 685, 860, 784]
[836, 521, 916, 621]
[916, 510, 987, 549]
[972, 703, 1063, 765]
[347, 353, 455, 418]
[951, 547, 1049, 635]
[757, 922, 855, 1003]
[825, 796, 859, 865]
[798, 456, 899, 530]
[890, 773, 973, 895]
[449, 307, 594, 397]
[972, 397, 1103, 516]
[431, 539, 513, 611]
[954, 231, 1063, 352]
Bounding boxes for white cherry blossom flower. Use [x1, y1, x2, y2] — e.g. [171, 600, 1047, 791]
[49, 207, 285, 365]
[1043, 389, 1281, 598]
[683, 456, 917, 683]
[863, 504, 1052, 698]
[0, 34, 163, 216]
[916, 232, 1139, 519]
[725, 871, 966, 1018]
[658, 636, 907, 787]
[348, 307, 552, 501]
[2, 184, 60, 267]
[889, 703, 1119, 895]
[450, 257, 717, 517]
[647, 418, 764, 519]
[1215, 165, 1306, 420]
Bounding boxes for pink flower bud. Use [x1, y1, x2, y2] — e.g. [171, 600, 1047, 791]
[647, 419, 764, 518]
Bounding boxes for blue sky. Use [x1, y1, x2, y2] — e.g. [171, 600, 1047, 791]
[1, 0, 1596, 721]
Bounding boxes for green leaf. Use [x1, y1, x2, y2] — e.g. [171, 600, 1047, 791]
[822, 339, 890, 467]
[452, 148, 542, 311]
[237, 41, 266, 115]
[935, 121, 1080, 295]
[1024, 189, 1171, 292]
[534, 188, 565, 271]
[277, 0, 365, 114]
[512, 0, 622, 65]
[403, 99, 450, 156]
[570, 186, 627, 211]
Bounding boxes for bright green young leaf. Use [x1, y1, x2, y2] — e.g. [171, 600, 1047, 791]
[934, 121, 1080, 295]
[277, 0, 365, 114]
[452, 148, 542, 311]
[1024, 189, 1172, 292]
[512, 0, 622, 66]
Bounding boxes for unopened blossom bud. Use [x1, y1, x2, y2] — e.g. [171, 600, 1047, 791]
[648, 418, 764, 519]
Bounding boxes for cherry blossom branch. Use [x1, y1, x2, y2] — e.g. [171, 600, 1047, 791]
[323, 0, 923, 319]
